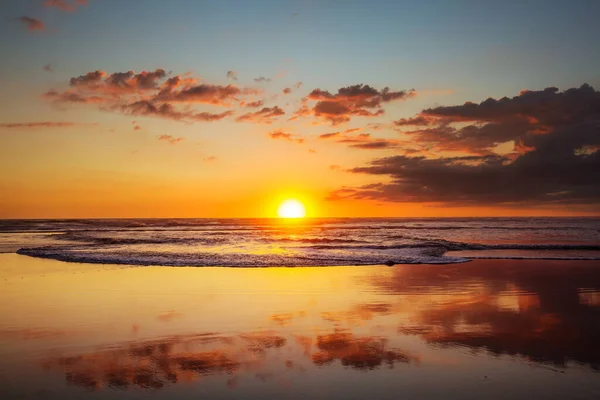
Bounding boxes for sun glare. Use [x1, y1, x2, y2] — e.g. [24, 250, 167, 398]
[277, 199, 306, 218]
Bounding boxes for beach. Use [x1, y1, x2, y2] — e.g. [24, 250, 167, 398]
[1, 253, 600, 399]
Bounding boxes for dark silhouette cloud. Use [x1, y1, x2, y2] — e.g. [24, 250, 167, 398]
[329, 84, 600, 208]
[17, 16, 46, 32]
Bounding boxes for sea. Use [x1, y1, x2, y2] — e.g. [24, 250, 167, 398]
[2, 217, 600, 266]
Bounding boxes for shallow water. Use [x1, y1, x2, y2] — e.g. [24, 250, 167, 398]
[2, 218, 600, 266]
[1, 254, 599, 399]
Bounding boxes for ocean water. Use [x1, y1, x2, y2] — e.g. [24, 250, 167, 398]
[1, 217, 600, 266]
[1, 257, 600, 399]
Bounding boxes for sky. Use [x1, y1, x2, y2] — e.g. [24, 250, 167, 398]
[1, 0, 600, 218]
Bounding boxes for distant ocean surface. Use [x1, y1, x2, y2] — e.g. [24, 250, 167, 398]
[1, 218, 600, 266]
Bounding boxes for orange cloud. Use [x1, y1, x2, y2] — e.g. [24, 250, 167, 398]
[44, 69, 249, 124]
[236, 106, 285, 124]
[268, 130, 304, 143]
[157, 134, 184, 144]
[44, 0, 89, 12]
[306, 84, 416, 125]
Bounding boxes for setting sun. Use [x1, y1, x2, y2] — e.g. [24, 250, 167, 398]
[277, 199, 306, 218]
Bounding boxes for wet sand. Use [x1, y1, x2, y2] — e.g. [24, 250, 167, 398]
[1, 254, 600, 399]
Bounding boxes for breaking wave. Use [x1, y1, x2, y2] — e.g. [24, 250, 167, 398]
[3, 217, 600, 266]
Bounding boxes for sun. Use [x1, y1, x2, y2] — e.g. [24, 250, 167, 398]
[277, 199, 306, 218]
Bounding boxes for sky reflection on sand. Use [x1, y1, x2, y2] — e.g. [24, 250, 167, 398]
[1, 255, 600, 399]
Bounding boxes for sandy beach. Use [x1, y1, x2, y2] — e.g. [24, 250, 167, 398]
[1, 253, 600, 399]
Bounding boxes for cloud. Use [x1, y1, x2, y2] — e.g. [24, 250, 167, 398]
[17, 16, 46, 32]
[156, 83, 251, 106]
[157, 134, 184, 144]
[123, 101, 234, 122]
[43, 63, 53, 72]
[236, 106, 285, 124]
[306, 84, 416, 125]
[226, 70, 238, 81]
[282, 82, 302, 95]
[327, 85, 600, 207]
[44, 0, 88, 12]
[44, 69, 253, 124]
[393, 116, 433, 126]
[268, 130, 304, 143]
[0, 121, 93, 129]
[289, 97, 311, 121]
[69, 70, 106, 87]
[254, 76, 272, 83]
[244, 100, 264, 108]
[319, 132, 340, 139]
[43, 89, 104, 104]
[204, 156, 217, 162]
[320, 129, 404, 150]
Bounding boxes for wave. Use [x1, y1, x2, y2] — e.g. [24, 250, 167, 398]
[16, 245, 467, 267]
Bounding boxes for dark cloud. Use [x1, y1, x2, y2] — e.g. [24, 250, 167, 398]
[307, 84, 416, 125]
[226, 70, 238, 81]
[422, 84, 600, 127]
[157, 83, 255, 106]
[236, 106, 285, 124]
[157, 134, 184, 144]
[123, 100, 234, 122]
[254, 76, 272, 83]
[17, 16, 46, 32]
[393, 116, 433, 126]
[43, 63, 53, 72]
[328, 84, 600, 208]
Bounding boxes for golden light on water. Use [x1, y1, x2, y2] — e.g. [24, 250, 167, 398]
[277, 199, 306, 218]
